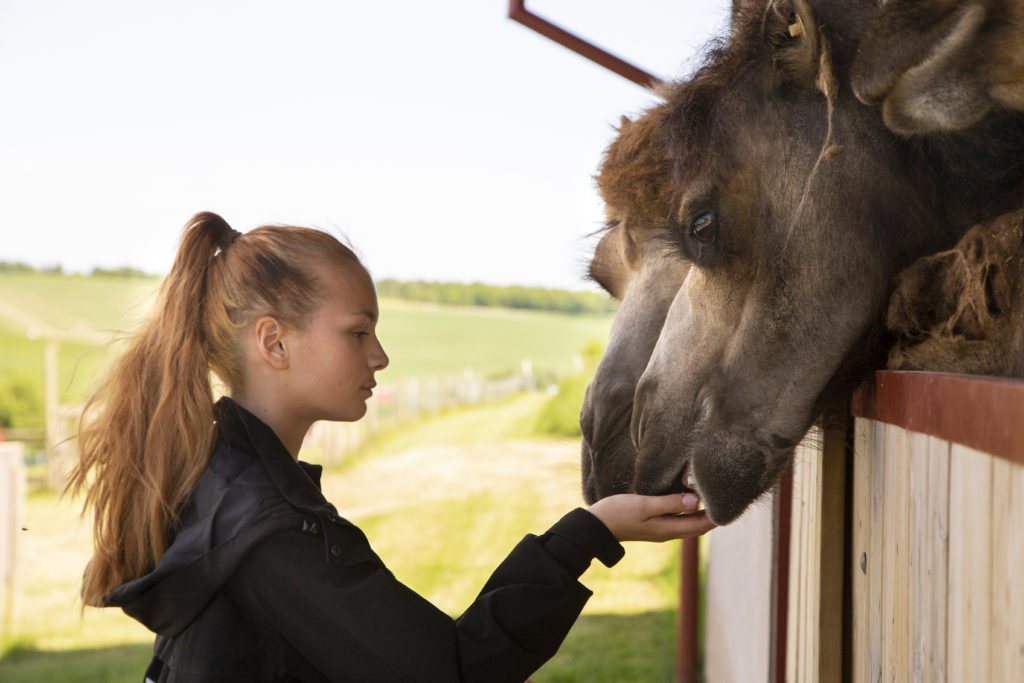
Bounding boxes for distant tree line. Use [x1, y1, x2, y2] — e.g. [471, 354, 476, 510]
[0, 261, 151, 278]
[0, 262, 616, 314]
[374, 279, 619, 315]
[0, 261, 64, 274]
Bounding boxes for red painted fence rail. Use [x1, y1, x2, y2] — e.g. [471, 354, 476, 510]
[852, 370, 1024, 466]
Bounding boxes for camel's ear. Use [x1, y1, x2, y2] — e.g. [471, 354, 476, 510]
[589, 223, 632, 301]
[851, 1, 989, 134]
[763, 0, 825, 91]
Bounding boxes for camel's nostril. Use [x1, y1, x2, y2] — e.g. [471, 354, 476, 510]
[771, 433, 795, 449]
[696, 392, 716, 424]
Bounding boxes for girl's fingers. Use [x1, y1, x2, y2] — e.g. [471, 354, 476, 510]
[647, 510, 716, 540]
[641, 492, 701, 518]
[588, 493, 717, 542]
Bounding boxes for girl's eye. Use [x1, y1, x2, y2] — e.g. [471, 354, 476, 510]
[690, 210, 716, 243]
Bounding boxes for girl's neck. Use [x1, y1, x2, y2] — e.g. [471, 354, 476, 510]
[230, 391, 308, 460]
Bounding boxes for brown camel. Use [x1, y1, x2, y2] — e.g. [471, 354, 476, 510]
[581, 0, 1024, 524]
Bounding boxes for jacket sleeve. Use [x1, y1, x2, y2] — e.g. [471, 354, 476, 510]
[226, 508, 623, 683]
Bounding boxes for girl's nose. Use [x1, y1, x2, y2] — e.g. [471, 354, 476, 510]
[372, 338, 389, 371]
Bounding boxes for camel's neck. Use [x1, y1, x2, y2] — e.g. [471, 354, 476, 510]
[923, 113, 1024, 229]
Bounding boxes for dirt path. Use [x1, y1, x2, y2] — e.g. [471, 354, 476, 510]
[321, 438, 583, 520]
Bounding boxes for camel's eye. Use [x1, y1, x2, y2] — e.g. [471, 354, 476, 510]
[691, 210, 716, 243]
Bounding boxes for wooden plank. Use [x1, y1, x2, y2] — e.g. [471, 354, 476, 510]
[786, 434, 822, 683]
[807, 440, 821, 682]
[867, 419, 886, 682]
[703, 501, 773, 683]
[947, 444, 993, 683]
[772, 466, 794, 683]
[0, 442, 25, 639]
[785, 444, 804, 682]
[817, 423, 846, 683]
[850, 418, 873, 683]
[989, 457, 1024, 681]
[781, 421, 845, 683]
[881, 424, 911, 682]
[786, 441, 809, 682]
[907, 431, 928, 683]
[909, 433, 950, 682]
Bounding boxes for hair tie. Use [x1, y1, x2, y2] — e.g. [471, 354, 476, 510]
[225, 227, 243, 248]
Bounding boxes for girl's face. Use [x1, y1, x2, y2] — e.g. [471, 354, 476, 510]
[284, 263, 389, 424]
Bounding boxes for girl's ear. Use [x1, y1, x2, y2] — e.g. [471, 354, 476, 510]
[253, 316, 289, 369]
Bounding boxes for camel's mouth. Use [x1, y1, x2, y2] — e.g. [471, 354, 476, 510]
[680, 460, 698, 496]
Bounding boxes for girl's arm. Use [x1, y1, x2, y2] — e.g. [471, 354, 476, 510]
[227, 496, 710, 682]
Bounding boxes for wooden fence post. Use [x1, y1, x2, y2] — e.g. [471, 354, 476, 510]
[783, 412, 849, 683]
[0, 441, 26, 639]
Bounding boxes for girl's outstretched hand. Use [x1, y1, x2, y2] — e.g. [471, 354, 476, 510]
[587, 493, 717, 542]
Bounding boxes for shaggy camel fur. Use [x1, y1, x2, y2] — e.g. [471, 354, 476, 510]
[888, 208, 1024, 376]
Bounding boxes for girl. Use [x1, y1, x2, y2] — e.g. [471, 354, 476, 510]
[71, 212, 715, 682]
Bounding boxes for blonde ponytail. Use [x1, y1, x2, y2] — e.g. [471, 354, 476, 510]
[71, 212, 360, 606]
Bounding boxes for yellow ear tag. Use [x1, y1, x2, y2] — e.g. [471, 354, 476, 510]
[788, 14, 805, 38]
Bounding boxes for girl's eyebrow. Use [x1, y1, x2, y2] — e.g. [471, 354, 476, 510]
[352, 310, 378, 322]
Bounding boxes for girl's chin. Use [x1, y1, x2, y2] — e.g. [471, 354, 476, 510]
[342, 402, 369, 421]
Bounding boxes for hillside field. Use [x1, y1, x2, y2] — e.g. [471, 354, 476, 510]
[0, 272, 616, 429]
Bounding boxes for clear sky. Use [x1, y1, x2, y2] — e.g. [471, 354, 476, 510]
[0, 0, 731, 290]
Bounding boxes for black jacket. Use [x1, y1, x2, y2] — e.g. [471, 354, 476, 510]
[104, 397, 624, 682]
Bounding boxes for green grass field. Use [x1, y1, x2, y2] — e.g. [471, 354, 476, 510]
[0, 272, 615, 431]
[0, 394, 686, 682]
[0, 273, 163, 428]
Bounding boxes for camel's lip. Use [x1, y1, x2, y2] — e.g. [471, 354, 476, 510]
[634, 456, 690, 497]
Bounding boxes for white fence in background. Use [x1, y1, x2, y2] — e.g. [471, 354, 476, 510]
[304, 369, 538, 466]
[0, 441, 26, 640]
[37, 368, 540, 489]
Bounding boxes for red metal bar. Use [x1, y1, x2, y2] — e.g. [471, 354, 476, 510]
[676, 537, 700, 683]
[507, 0, 663, 90]
[852, 370, 1024, 466]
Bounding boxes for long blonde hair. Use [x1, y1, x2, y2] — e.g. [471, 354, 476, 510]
[70, 212, 360, 606]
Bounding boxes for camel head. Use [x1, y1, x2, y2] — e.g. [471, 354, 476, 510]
[581, 104, 690, 503]
[584, 0, 968, 525]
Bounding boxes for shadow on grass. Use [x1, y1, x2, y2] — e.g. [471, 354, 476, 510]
[535, 609, 703, 683]
[0, 642, 152, 683]
[0, 611, 702, 683]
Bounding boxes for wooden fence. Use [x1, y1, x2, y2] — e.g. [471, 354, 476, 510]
[694, 370, 1024, 682]
[297, 370, 536, 466]
[0, 441, 26, 641]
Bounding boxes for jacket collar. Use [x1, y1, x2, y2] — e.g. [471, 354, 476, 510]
[214, 396, 339, 519]
[103, 397, 353, 636]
